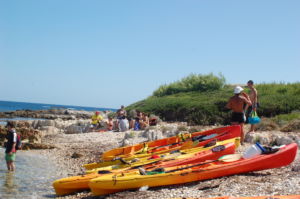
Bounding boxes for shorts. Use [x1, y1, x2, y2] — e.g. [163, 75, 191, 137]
[231, 112, 246, 124]
[5, 153, 16, 162]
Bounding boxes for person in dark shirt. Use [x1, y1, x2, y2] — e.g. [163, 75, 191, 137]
[5, 121, 17, 171]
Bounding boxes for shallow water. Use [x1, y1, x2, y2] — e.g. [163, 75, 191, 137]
[0, 148, 63, 199]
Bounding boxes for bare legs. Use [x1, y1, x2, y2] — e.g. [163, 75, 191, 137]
[248, 124, 255, 133]
[231, 122, 245, 145]
[240, 123, 245, 144]
[6, 161, 15, 171]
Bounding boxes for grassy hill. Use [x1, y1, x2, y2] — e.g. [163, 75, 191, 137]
[127, 74, 300, 125]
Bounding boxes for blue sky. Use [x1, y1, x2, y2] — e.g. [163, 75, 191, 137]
[1, 0, 299, 108]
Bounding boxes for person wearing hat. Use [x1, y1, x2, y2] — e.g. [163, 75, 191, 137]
[226, 86, 252, 144]
[5, 121, 18, 171]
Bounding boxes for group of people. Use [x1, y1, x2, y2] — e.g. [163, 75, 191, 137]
[90, 80, 259, 138]
[226, 80, 258, 144]
[3, 80, 258, 172]
[90, 105, 156, 132]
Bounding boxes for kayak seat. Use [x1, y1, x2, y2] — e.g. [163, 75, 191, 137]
[170, 150, 180, 154]
[151, 168, 165, 173]
[211, 145, 226, 152]
[98, 170, 112, 174]
[204, 139, 217, 148]
[262, 146, 280, 154]
[192, 135, 206, 142]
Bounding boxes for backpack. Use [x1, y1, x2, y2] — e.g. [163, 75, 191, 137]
[16, 134, 22, 150]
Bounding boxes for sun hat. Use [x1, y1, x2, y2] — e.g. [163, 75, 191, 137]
[234, 86, 244, 94]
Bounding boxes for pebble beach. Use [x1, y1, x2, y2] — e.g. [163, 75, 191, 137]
[41, 127, 300, 199]
[1, 109, 300, 199]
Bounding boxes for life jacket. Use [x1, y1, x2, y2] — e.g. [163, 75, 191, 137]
[16, 134, 22, 150]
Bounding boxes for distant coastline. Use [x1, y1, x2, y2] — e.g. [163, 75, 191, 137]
[0, 100, 116, 112]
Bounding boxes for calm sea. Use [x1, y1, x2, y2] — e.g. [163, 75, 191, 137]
[0, 148, 66, 199]
[0, 101, 116, 198]
[0, 100, 116, 112]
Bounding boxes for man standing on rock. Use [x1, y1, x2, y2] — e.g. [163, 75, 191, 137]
[226, 86, 252, 144]
[5, 121, 17, 171]
[245, 80, 258, 133]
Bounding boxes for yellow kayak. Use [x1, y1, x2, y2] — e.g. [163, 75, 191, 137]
[85, 138, 240, 174]
[89, 143, 297, 196]
[53, 138, 239, 196]
[101, 125, 241, 161]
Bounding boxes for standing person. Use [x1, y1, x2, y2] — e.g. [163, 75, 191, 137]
[5, 121, 18, 171]
[226, 86, 252, 144]
[246, 80, 258, 133]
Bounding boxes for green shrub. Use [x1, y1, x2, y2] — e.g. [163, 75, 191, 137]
[127, 77, 300, 125]
[272, 111, 300, 126]
[153, 73, 226, 97]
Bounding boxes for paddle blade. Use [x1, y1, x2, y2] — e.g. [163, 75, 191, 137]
[180, 140, 194, 150]
[218, 154, 242, 162]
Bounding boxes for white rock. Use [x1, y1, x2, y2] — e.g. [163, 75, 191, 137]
[39, 126, 60, 135]
[139, 185, 149, 191]
[275, 136, 294, 146]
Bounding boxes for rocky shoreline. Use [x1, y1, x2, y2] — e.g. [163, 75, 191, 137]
[1, 110, 300, 199]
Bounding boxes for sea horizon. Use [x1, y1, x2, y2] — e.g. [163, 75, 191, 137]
[0, 100, 117, 112]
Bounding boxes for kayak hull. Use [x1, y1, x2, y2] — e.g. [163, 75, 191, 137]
[53, 138, 238, 196]
[100, 125, 241, 161]
[86, 138, 240, 174]
[89, 143, 297, 196]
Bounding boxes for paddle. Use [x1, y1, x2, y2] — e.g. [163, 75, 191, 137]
[181, 132, 228, 150]
[148, 132, 226, 153]
[164, 154, 242, 173]
[98, 152, 240, 175]
[137, 154, 242, 175]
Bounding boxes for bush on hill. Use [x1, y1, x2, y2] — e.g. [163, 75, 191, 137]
[153, 73, 226, 97]
[127, 74, 300, 125]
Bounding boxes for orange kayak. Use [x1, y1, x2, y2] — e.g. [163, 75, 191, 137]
[171, 195, 300, 199]
[89, 143, 297, 196]
[101, 125, 241, 161]
[53, 139, 238, 196]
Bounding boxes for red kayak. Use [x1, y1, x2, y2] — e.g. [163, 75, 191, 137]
[89, 143, 297, 196]
[101, 125, 241, 161]
[53, 138, 239, 196]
